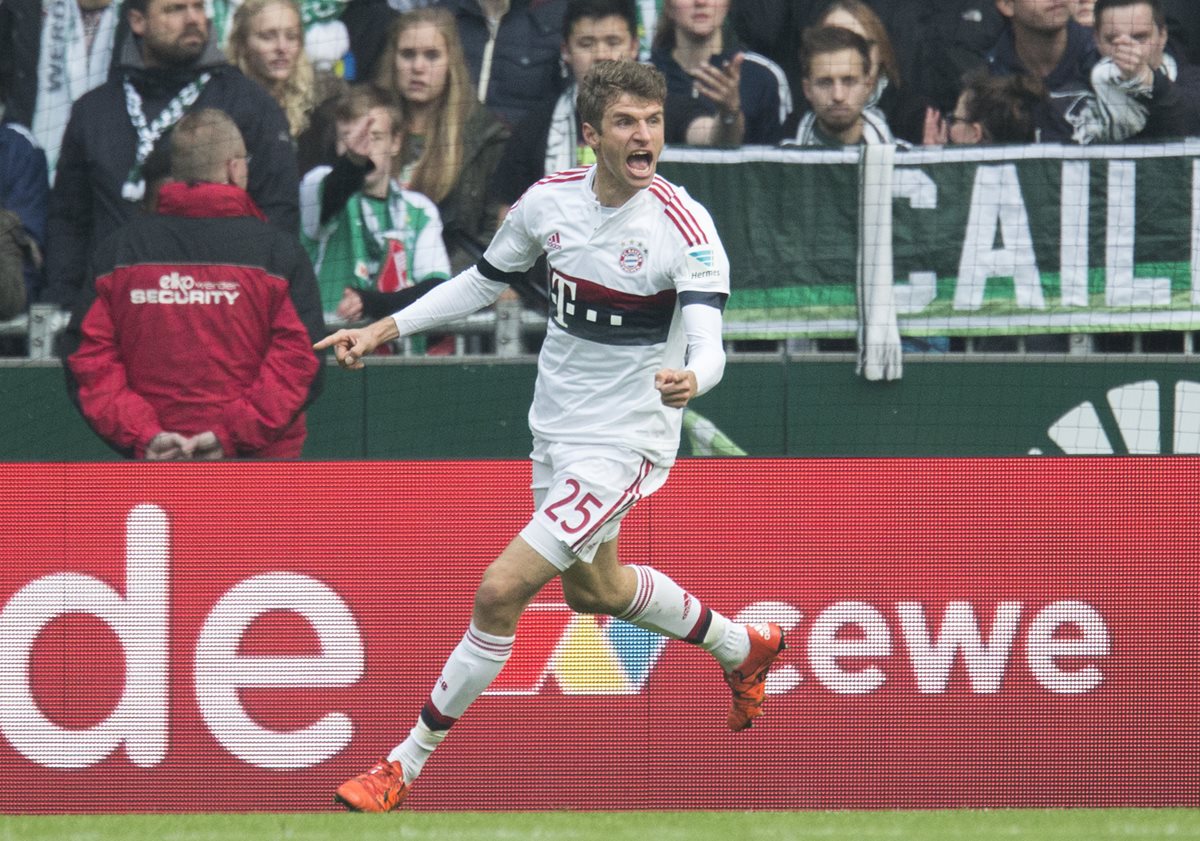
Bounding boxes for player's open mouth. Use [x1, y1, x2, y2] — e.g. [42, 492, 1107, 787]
[627, 151, 654, 178]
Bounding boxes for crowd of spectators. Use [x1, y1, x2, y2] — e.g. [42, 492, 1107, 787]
[0, 0, 1199, 362]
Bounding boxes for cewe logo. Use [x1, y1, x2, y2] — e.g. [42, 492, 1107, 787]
[0, 504, 364, 771]
[489, 598, 1112, 698]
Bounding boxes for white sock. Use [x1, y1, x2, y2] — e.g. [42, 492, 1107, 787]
[388, 717, 442, 784]
[617, 565, 749, 670]
[387, 621, 513, 784]
[703, 616, 751, 672]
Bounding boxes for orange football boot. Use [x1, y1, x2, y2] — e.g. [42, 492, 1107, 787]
[334, 759, 411, 812]
[724, 623, 786, 732]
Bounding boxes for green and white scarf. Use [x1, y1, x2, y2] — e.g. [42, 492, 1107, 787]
[635, 0, 662, 60]
[543, 83, 595, 176]
[121, 72, 211, 201]
[349, 189, 409, 282]
[33, 0, 119, 176]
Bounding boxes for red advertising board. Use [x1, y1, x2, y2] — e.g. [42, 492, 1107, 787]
[0, 460, 1196, 812]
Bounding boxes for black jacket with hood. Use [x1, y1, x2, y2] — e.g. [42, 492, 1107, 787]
[986, 18, 1099, 143]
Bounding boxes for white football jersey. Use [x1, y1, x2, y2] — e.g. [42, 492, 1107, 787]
[484, 166, 730, 465]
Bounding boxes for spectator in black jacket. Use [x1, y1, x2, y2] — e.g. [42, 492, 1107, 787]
[728, 0, 825, 97]
[651, 0, 791, 145]
[42, 0, 299, 309]
[0, 0, 39, 126]
[1086, 0, 1200, 141]
[437, 0, 567, 128]
[783, 25, 896, 146]
[987, 0, 1100, 142]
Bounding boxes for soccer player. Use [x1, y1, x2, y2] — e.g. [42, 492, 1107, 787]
[315, 60, 786, 813]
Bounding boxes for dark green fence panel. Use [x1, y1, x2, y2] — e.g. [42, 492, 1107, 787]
[5, 358, 1198, 460]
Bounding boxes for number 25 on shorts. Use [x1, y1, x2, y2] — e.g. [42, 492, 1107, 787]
[543, 478, 603, 534]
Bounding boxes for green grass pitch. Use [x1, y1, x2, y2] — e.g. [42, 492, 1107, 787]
[1, 810, 1198, 841]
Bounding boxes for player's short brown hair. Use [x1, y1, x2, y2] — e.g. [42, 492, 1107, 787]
[577, 61, 666, 131]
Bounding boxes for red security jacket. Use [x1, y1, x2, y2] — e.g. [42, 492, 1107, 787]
[63, 182, 325, 458]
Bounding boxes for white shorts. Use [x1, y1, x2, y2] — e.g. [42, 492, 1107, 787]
[519, 440, 670, 571]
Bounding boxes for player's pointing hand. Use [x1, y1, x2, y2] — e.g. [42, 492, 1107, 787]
[314, 329, 369, 369]
[314, 317, 400, 370]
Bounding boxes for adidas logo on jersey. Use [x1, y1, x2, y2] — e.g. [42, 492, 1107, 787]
[546, 232, 562, 251]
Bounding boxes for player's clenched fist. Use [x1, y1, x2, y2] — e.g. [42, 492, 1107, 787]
[655, 368, 698, 409]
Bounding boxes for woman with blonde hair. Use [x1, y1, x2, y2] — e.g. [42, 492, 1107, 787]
[375, 7, 509, 272]
[227, 0, 317, 138]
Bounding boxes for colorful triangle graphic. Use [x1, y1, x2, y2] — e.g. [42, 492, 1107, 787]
[551, 615, 635, 694]
[605, 619, 669, 688]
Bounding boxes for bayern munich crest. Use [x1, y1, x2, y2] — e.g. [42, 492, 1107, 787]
[618, 245, 645, 273]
